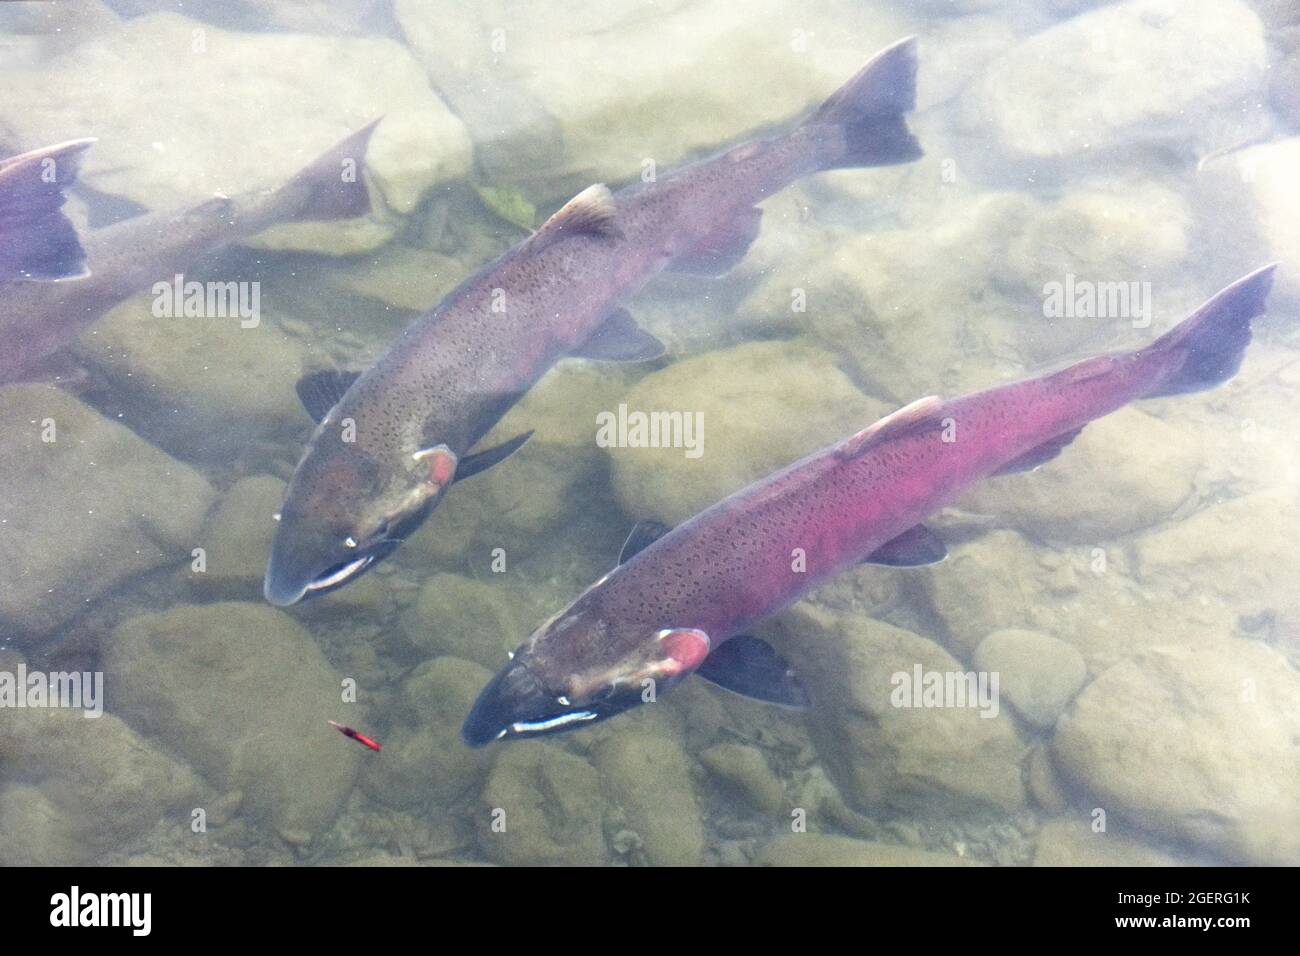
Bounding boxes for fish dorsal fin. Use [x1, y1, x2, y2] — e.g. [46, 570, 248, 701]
[528, 183, 622, 252]
[836, 395, 943, 460]
[618, 519, 671, 564]
[296, 369, 362, 423]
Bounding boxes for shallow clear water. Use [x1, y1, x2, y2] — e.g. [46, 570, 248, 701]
[0, 0, 1297, 867]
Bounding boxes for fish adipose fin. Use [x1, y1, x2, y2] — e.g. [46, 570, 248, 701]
[296, 369, 362, 422]
[571, 307, 665, 362]
[806, 35, 922, 170]
[0, 138, 95, 281]
[993, 426, 1085, 476]
[695, 635, 811, 709]
[456, 431, 534, 482]
[1139, 263, 1278, 398]
[863, 523, 947, 567]
[529, 183, 623, 252]
[668, 207, 763, 277]
[618, 519, 671, 564]
[281, 118, 381, 223]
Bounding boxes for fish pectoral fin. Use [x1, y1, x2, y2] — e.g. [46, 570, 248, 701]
[694, 635, 811, 709]
[993, 426, 1085, 476]
[667, 207, 763, 277]
[295, 369, 362, 423]
[455, 430, 535, 482]
[571, 308, 665, 362]
[528, 183, 623, 252]
[863, 523, 947, 567]
[618, 519, 671, 564]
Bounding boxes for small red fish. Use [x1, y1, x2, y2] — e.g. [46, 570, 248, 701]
[328, 719, 382, 752]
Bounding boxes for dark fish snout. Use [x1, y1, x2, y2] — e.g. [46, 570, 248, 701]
[462, 657, 603, 747]
[264, 520, 395, 608]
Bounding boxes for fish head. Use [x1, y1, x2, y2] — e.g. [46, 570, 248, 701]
[264, 433, 459, 606]
[461, 605, 711, 746]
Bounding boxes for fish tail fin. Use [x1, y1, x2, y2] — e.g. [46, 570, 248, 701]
[0, 138, 95, 280]
[803, 36, 921, 171]
[279, 117, 381, 223]
[1139, 264, 1278, 399]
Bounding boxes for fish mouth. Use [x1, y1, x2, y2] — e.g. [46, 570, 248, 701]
[461, 657, 635, 747]
[263, 544, 393, 607]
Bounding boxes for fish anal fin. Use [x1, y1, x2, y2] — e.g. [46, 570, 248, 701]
[837, 395, 944, 460]
[295, 368, 362, 423]
[571, 307, 665, 362]
[994, 426, 1084, 476]
[668, 207, 763, 277]
[695, 635, 811, 709]
[863, 524, 947, 567]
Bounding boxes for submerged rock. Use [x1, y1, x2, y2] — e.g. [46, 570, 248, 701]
[103, 602, 361, 844]
[1135, 491, 1300, 636]
[73, 292, 309, 459]
[758, 833, 981, 866]
[595, 730, 704, 866]
[363, 656, 495, 811]
[0, 709, 199, 865]
[0, 12, 471, 253]
[1198, 136, 1300, 305]
[187, 475, 286, 599]
[0, 385, 216, 640]
[477, 743, 609, 866]
[957, 408, 1204, 544]
[395, 0, 910, 198]
[973, 628, 1088, 730]
[400, 573, 530, 669]
[962, 0, 1269, 162]
[735, 191, 1042, 404]
[921, 527, 1240, 672]
[699, 742, 786, 816]
[1052, 640, 1300, 865]
[768, 605, 1029, 818]
[1032, 819, 1183, 866]
[606, 340, 882, 525]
